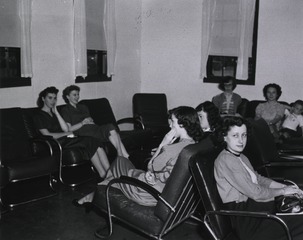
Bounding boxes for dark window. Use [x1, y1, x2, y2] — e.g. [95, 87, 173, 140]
[203, 0, 259, 86]
[75, 50, 111, 83]
[0, 47, 31, 88]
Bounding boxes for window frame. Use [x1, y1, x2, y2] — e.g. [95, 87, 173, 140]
[75, 50, 111, 83]
[203, 0, 259, 86]
[0, 46, 31, 88]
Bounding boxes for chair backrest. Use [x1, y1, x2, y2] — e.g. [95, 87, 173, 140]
[22, 107, 42, 139]
[240, 100, 290, 119]
[132, 93, 169, 132]
[237, 98, 249, 117]
[243, 118, 281, 176]
[79, 98, 118, 128]
[0, 108, 32, 162]
[154, 136, 218, 223]
[189, 148, 234, 240]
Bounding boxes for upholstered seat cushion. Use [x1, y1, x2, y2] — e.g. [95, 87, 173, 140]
[93, 185, 164, 235]
[0, 166, 9, 188]
[5, 155, 57, 181]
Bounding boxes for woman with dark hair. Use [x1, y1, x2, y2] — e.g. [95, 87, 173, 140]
[34, 86, 110, 178]
[255, 83, 290, 137]
[196, 101, 222, 133]
[74, 106, 204, 207]
[212, 76, 242, 115]
[61, 85, 129, 158]
[215, 116, 303, 240]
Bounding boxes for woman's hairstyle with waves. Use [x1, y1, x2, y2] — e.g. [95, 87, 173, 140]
[195, 101, 222, 132]
[218, 76, 237, 91]
[221, 116, 251, 137]
[263, 83, 282, 100]
[168, 106, 204, 142]
[37, 86, 59, 109]
[62, 85, 80, 103]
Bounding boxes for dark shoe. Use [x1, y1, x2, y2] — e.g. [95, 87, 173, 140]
[72, 199, 92, 213]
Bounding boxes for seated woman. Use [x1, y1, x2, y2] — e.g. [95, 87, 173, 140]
[215, 116, 303, 240]
[212, 76, 242, 115]
[196, 101, 222, 134]
[34, 86, 110, 178]
[255, 83, 290, 138]
[75, 106, 204, 207]
[61, 85, 129, 158]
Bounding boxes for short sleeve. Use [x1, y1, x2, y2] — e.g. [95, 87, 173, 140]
[60, 106, 72, 123]
[34, 113, 46, 129]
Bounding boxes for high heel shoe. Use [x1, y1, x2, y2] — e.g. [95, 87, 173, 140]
[72, 199, 92, 213]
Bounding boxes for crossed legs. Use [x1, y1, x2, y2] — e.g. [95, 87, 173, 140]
[90, 147, 110, 178]
[108, 130, 129, 158]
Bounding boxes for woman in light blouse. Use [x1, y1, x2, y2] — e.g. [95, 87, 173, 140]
[215, 116, 303, 240]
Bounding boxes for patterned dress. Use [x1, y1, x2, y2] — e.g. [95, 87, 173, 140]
[212, 92, 242, 115]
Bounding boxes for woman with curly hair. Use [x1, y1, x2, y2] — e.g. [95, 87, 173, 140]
[212, 76, 242, 115]
[74, 106, 204, 207]
[34, 86, 110, 178]
[196, 101, 222, 133]
[255, 83, 290, 137]
[215, 116, 303, 240]
[61, 85, 129, 158]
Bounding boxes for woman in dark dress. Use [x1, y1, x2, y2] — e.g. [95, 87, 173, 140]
[61, 85, 129, 158]
[214, 116, 303, 240]
[34, 86, 110, 178]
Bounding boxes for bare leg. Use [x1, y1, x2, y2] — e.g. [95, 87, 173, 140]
[97, 147, 110, 172]
[77, 192, 95, 204]
[108, 130, 129, 158]
[91, 147, 110, 178]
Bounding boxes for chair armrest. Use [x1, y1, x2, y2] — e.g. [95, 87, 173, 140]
[116, 117, 145, 130]
[30, 135, 62, 161]
[30, 137, 56, 156]
[105, 175, 175, 212]
[106, 176, 161, 200]
[265, 161, 303, 167]
[204, 210, 292, 240]
[278, 152, 303, 161]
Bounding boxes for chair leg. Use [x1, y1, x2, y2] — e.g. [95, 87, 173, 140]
[94, 205, 113, 239]
[0, 198, 10, 216]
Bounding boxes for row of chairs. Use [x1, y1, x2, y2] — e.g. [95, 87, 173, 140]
[0, 93, 168, 210]
[88, 116, 303, 239]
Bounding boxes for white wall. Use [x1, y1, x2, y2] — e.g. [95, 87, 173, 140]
[0, 0, 302, 116]
[141, 0, 303, 110]
[0, 0, 142, 122]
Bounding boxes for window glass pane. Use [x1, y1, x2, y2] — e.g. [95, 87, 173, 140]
[0, 0, 20, 47]
[85, 0, 106, 50]
[0, 47, 21, 78]
[210, 0, 240, 56]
